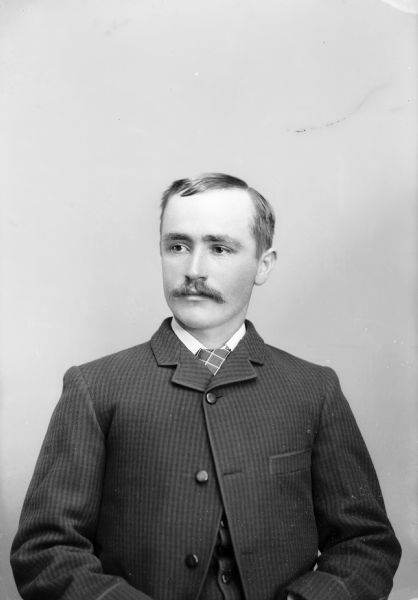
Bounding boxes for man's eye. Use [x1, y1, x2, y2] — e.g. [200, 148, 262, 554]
[170, 244, 188, 253]
[212, 246, 231, 255]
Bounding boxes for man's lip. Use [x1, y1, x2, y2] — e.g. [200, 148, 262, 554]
[178, 293, 212, 301]
[183, 293, 207, 298]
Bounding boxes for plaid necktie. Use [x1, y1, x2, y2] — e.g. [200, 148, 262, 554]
[196, 347, 231, 375]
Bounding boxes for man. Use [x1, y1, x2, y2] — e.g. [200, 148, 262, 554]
[11, 173, 401, 600]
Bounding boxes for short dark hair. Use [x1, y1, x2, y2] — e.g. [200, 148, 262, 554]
[160, 173, 275, 257]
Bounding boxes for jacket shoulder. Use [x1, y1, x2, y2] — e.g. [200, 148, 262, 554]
[79, 341, 151, 369]
[60, 342, 156, 435]
[67, 341, 154, 389]
[264, 343, 325, 372]
[263, 343, 339, 391]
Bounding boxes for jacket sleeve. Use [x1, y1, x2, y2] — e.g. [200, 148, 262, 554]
[285, 367, 401, 600]
[10, 366, 153, 600]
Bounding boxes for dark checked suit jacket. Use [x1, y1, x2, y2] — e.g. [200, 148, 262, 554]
[11, 318, 401, 600]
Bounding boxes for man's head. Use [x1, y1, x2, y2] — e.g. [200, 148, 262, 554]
[159, 173, 276, 344]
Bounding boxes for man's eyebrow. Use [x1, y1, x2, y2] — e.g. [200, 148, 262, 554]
[162, 231, 242, 248]
[161, 233, 192, 242]
[202, 235, 243, 248]
[161, 232, 243, 249]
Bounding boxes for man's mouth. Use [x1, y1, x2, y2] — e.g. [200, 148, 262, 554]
[178, 291, 212, 300]
[183, 293, 206, 300]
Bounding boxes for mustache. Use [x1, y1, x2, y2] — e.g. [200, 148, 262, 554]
[171, 280, 225, 304]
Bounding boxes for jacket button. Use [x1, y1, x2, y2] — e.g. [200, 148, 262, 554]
[185, 553, 199, 568]
[221, 571, 232, 584]
[195, 470, 209, 483]
[206, 392, 217, 404]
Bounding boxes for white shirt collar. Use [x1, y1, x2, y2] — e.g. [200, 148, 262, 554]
[171, 318, 246, 355]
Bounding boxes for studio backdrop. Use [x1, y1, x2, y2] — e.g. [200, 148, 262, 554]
[0, 1, 417, 598]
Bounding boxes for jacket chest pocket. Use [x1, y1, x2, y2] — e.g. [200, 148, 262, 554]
[269, 448, 311, 475]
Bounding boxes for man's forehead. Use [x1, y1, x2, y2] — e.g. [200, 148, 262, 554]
[160, 189, 256, 246]
[162, 188, 254, 222]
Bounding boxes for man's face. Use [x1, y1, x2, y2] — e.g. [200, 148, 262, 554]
[160, 188, 273, 337]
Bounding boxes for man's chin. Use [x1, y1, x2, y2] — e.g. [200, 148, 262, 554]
[170, 303, 221, 332]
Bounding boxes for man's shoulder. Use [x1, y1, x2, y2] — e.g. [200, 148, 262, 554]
[72, 339, 154, 384]
[258, 343, 342, 403]
[66, 318, 176, 387]
[84, 340, 151, 366]
[265, 342, 321, 369]
[245, 321, 330, 378]
[73, 318, 175, 377]
[263, 341, 335, 383]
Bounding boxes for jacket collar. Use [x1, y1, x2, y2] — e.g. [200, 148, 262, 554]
[150, 317, 265, 392]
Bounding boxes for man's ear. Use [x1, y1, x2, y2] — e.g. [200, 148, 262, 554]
[255, 247, 277, 286]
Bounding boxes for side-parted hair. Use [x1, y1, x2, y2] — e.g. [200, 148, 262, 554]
[160, 173, 275, 258]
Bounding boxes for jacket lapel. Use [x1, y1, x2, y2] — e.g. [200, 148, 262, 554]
[150, 318, 265, 393]
[150, 318, 212, 391]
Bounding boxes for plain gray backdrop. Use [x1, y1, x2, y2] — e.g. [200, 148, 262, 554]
[1, 1, 417, 598]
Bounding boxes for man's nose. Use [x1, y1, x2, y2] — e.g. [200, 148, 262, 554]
[185, 248, 207, 280]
